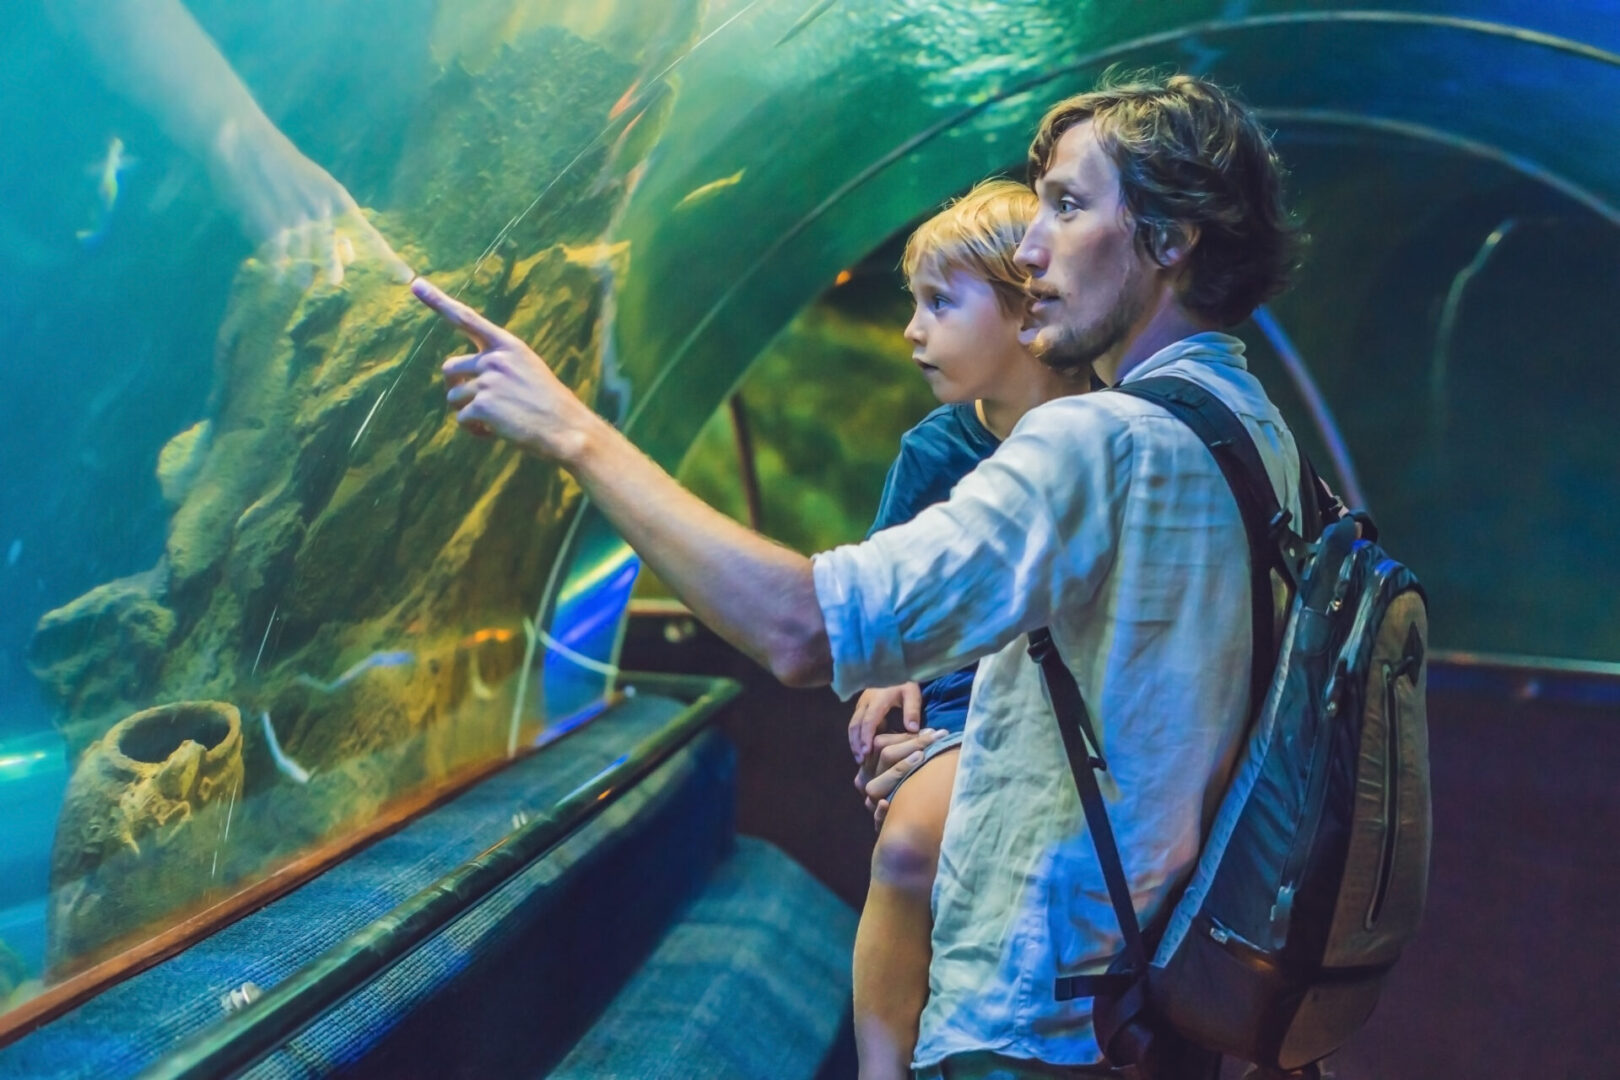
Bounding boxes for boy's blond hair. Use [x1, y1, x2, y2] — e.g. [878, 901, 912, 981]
[902, 178, 1035, 315]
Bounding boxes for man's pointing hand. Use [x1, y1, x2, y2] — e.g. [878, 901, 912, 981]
[411, 277, 598, 459]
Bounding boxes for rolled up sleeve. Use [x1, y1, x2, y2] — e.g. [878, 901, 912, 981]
[812, 544, 906, 700]
[811, 397, 1132, 701]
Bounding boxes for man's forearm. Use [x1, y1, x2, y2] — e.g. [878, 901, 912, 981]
[561, 412, 833, 687]
[47, 0, 274, 154]
[408, 276, 830, 684]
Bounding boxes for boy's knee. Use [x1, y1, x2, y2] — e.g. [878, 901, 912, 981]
[871, 821, 938, 893]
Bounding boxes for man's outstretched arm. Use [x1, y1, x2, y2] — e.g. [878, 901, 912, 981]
[411, 277, 832, 687]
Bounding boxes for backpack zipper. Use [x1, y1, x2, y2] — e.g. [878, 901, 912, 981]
[1206, 913, 1282, 974]
[1367, 645, 1420, 929]
[1270, 550, 1374, 950]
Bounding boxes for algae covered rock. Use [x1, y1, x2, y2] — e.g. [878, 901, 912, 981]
[26, 10, 682, 972]
[27, 569, 177, 757]
[156, 420, 213, 507]
[0, 939, 27, 1007]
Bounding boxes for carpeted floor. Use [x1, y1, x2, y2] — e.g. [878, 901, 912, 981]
[623, 615, 1620, 1079]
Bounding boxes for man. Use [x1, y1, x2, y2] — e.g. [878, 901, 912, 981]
[413, 70, 1304, 1078]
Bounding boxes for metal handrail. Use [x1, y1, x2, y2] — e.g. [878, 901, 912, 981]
[137, 671, 740, 1080]
[1428, 649, 1620, 708]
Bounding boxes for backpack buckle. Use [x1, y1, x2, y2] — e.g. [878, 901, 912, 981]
[1027, 629, 1055, 663]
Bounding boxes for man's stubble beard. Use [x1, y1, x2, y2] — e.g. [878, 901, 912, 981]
[1030, 264, 1150, 378]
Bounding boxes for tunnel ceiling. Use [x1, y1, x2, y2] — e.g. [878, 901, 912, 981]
[611, 0, 1620, 467]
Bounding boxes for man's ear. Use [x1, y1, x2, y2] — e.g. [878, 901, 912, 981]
[1149, 222, 1200, 269]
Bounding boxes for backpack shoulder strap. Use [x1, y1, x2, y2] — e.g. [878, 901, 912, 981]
[1034, 376, 1295, 1004]
[1112, 376, 1288, 722]
[1028, 627, 1148, 1001]
[1297, 452, 1328, 544]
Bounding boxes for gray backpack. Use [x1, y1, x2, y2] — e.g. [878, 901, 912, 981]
[1031, 377, 1431, 1079]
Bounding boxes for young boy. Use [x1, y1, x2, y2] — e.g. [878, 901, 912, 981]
[847, 178, 1089, 1080]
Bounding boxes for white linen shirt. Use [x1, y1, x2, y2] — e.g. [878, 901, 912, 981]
[811, 333, 1300, 1068]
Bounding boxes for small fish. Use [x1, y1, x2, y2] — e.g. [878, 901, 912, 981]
[76, 136, 137, 246]
[260, 711, 310, 785]
[589, 104, 652, 198]
[621, 159, 651, 200]
[295, 649, 415, 694]
[5, 539, 20, 567]
[460, 627, 517, 648]
[775, 0, 840, 47]
[89, 137, 134, 212]
[675, 169, 746, 211]
[468, 650, 496, 702]
[538, 626, 618, 678]
[608, 78, 644, 121]
[591, 80, 673, 200]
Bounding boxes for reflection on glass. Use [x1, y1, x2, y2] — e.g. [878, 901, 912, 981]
[0, 0, 711, 1023]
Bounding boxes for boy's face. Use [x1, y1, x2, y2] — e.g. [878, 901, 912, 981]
[1017, 119, 1158, 373]
[903, 262, 1028, 405]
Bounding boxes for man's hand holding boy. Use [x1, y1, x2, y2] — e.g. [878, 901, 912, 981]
[857, 728, 944, 830]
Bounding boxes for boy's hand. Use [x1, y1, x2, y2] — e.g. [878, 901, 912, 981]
[856, 729, 941, 830]
[411, 278, 599, 460]
[848, 682, 922, 762]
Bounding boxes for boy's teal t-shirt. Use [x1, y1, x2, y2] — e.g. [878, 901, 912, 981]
[866, 402, 1001, 732]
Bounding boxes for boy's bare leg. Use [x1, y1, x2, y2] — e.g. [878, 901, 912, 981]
[853, 747, 960, 1080]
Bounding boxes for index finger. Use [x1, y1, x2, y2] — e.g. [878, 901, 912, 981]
[410, 277, 510, 349]
[865, 750, 925, 801]
[901, 682, 922, 732]
[877, 735, 928, 771]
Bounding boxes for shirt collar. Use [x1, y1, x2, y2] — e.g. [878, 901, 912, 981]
[1115, 332, 1247, 386]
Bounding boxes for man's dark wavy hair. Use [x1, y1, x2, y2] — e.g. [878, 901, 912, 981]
[1027, 69, 1305, 327]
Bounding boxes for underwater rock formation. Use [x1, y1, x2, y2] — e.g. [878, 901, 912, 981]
[28, 569, 177, 754]
[156, 420, 213, 508]
[23, 236, 599, 787]
[25, 7, 694, 972]
[0, 939, 27, 1009]
[47, 701, 244, 974]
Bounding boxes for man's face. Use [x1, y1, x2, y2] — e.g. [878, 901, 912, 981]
[1016, 120, 1157, 374]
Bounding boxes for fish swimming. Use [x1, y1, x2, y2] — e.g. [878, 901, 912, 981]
[260, 711, 310, 785]
[775, 0, 840, 47]
[295, 649, 415, 694]
[76, 136, 136, 246]
[675, 169, 746, 211]
[609, 78, 644, 121]
[468, 650, 496, 701]
[538, 626, 618, 678]
[589, 103, 652, 199]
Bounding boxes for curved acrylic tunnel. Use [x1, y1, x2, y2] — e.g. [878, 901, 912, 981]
[0, 0, 1616, 1074]
[603, 0, 1620, 663]
[616, 2, 1620, 470]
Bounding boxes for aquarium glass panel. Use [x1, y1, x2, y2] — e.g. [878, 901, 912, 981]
[0, 0, 727, 1021]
